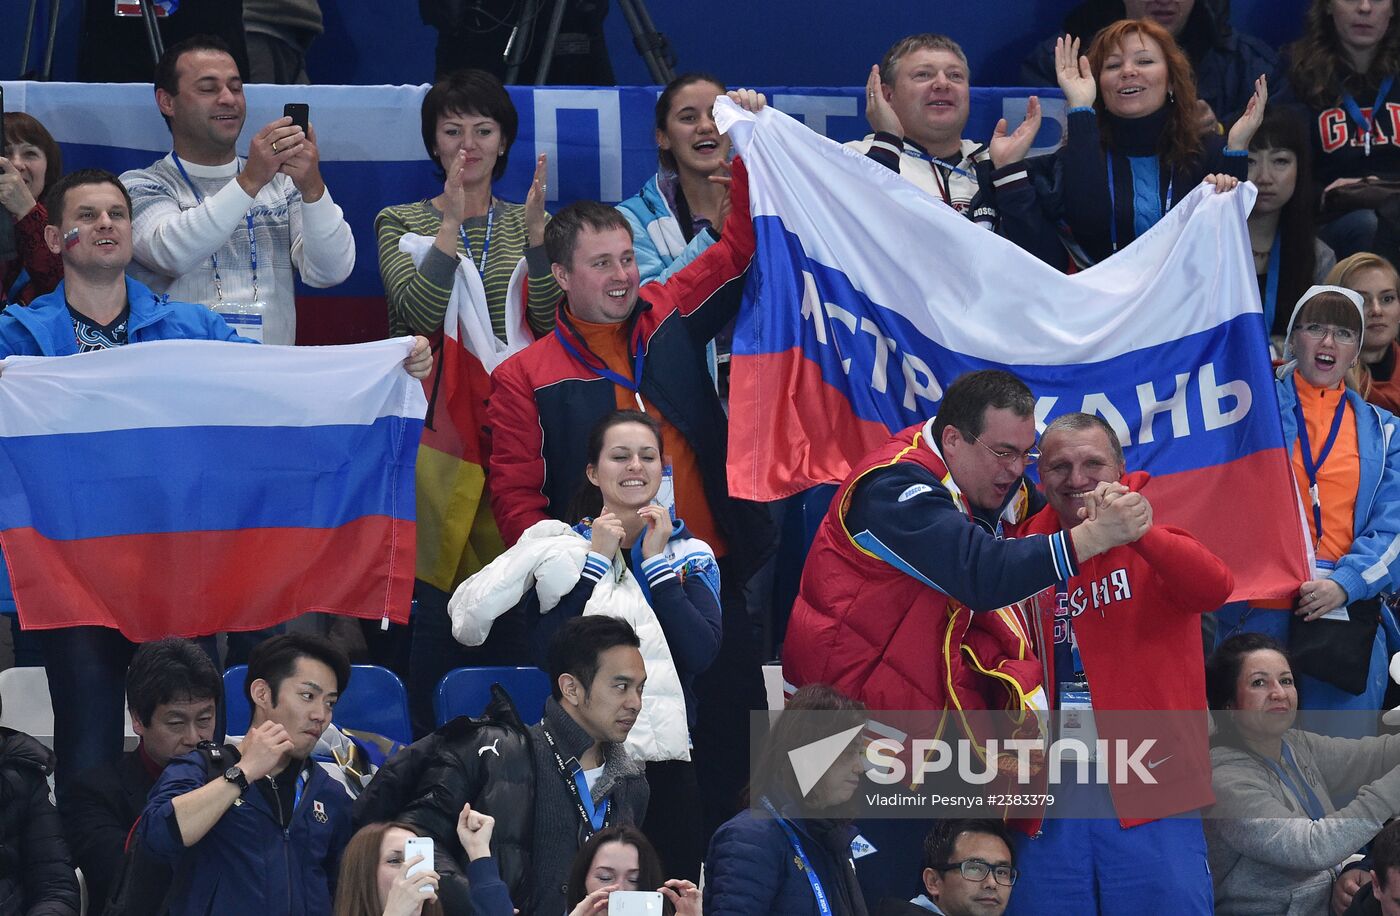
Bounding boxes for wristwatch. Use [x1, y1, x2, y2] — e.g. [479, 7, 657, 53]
[222, 766, 249, 790]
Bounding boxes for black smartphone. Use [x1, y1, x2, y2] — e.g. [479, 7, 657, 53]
[283, 102, 309, 134]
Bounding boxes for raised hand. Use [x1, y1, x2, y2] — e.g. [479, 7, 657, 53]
[660, 879, 701, 916]
[278, 121, 325, 202]
[1226, 74, 1268, 152]
[989, 96, 1042, 169]
[726, 88, 767, 112]
[237, 720, 295, 781]
[1202, 173, 1241, 194]
[456, 803, 496, 861]
[864, 65, 903, 136]
[524, 154, 548, 247]
[1054, 35, 1096, 109]
[567, 886, 615, 916]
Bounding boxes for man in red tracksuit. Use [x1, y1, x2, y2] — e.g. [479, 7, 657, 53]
[1009, 411, 1234, 916]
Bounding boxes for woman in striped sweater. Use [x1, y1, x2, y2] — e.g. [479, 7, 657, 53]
[376, 69, 561, 341]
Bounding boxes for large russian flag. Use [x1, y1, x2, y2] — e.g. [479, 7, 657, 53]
[0, 338, 426, 640]
[716, 99, 1308, 602]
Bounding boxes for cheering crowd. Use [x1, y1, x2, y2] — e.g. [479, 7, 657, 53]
[9, 0, 1400, 914]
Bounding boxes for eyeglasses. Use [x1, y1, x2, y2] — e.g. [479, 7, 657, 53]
[1298, 323, 1359, 344]
[968, 432, 1039, 467]
[938, 858, 1019, 886]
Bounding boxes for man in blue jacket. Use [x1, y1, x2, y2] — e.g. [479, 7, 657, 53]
[138, 634, 354, 916]
[0, 168, 433, 792]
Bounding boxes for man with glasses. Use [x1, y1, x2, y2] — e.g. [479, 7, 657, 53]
[785, 369, 1150, 714]
[878, 819, 1017, 915]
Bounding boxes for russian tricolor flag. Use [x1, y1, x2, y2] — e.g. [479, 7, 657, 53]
[0, 338, 425, 640]
[716, 99, 1307, 601]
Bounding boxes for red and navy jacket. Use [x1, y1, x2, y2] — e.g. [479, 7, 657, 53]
[1018, 470, 1234, 828]
[486, 158, 774, 573]
[783, 419, 1072, 714]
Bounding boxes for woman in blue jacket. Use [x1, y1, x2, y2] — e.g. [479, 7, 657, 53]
[1272, 284, 1400, 716]
[704, 684, 869, 916]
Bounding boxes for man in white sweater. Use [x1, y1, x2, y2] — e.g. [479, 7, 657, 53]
[121, 34, 354, 346]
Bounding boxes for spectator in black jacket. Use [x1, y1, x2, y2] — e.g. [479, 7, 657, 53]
[354, 616, 650, 916]
[1344, 816, 1400, 914]
[1022, 0, 1279, 129]
[58, 637, 220, 916]
[0, 698, 79, 916]
[877, 820, 1018, 916]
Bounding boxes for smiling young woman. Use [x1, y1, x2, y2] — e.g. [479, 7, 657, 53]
[0, 112, 64, 306]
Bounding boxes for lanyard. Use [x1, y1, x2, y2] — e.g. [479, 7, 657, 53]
[1106, 156, 1173, 253]
[905, 145, 973, 207]
[1292, 389, 1349, 546]
[540, 725, 611, 839]
[1340, 76, 1396, 156]
[171, 153, 258, 304]
[1262, 233, 1282, 332]
[554, 314, 648, 412]
[1262, 742, 1326, 820]
[457, 203, 495, 274]
[759, 797, 833, 916]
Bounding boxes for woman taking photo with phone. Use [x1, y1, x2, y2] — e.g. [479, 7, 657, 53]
[565, 826, 700, 916]
[1, 112, 63, 307]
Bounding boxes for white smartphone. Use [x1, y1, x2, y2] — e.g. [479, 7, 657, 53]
[403, 836, 434, 894]
[608, 890, 664, 915]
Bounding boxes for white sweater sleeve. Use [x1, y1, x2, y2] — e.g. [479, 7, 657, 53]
[289, 185, 355, 288]
[124, 169, 255, 279]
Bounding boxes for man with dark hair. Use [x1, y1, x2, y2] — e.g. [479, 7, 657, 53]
[486, 90, 772, 845]
[785, 371, 1150, 713]
[354, 615, 649, 916]
[1345, 819, 1400, 914]
[0, 168, 430, 791]
[137, 633, 353, 916]
[59, 638, 221, 916]
[121, 34, 354, 345]
[1009, 412, 1233, 916]
[879, 819, 1018, 915]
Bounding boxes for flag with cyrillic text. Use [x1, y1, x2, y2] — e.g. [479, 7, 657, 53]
[716, 98, 1307, 601]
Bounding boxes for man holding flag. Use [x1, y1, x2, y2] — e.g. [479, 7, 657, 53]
[0, 167, 431, 789]
[782, 369, 1150, 715]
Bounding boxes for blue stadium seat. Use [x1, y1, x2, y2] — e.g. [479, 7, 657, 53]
[434, 666, 552, 727]
[222, 664, 411, 745]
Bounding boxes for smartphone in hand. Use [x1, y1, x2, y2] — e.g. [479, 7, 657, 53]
[608, 891, 664, 915]
[283, 102, 309, 134]
[403, 835, 434, 894]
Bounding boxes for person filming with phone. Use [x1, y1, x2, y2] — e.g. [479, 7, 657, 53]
[120, 34, 354, 345]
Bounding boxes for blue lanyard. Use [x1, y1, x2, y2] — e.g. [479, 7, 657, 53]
[292, 768, 307, 812]
[457, 203, 495, 274]
[1340, 76, 1396, 156]
[171, 153, 258, 304]
[905, 145, 974, 207]
[1292, 388, 1349, 546]
[554, 316, 649, 411]
[760, 797, 833, 916]
[571, 769, 609, 831]
[1106, 156, 1173, 253]
[1262, 233, 1282, 332]
[1262, 742, 1326, 820]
